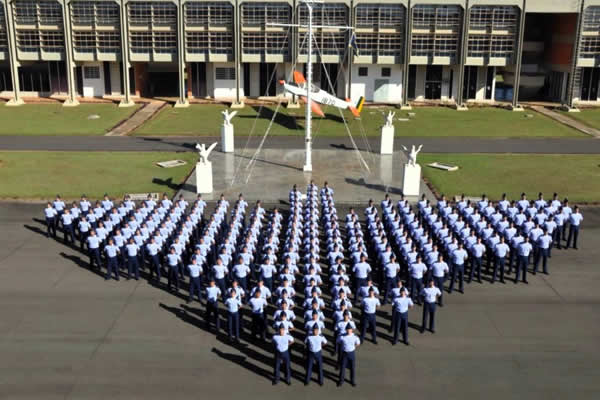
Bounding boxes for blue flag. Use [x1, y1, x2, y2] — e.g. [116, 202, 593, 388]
[349, 32, 359, 56]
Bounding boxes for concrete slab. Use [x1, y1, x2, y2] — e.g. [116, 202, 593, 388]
[177, 149, 435, 203]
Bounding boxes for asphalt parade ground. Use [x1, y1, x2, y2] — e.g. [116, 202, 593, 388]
[1, 202, 599, 400]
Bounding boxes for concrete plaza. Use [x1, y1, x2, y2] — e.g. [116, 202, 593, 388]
[178, 148, 434, 202]
[1, 202, 599, 399]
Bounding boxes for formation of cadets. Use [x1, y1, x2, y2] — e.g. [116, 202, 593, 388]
[42, 186, 584, 387]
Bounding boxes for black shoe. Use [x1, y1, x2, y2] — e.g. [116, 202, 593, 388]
[272, 380, 278, 386]
[420, 329, 424, 334]
[392, 341, 397, 345]
[524, 280, 528, 284]
[286, 380, 291, 386]
[351, 382, 356, 387]
[337, 382, 343, 387]
[459, 289, 464, 294]
[405, 341, 410, 346]
[430, 329, 435, 334]
[501, 280, 505, 284]
[319, 382, 323, 386]
[373, 340, 378, 345]
[304, 382, 309, 386]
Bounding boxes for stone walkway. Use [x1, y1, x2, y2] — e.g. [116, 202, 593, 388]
[105, 101, 166, 136]
[529, 105, 600, 138]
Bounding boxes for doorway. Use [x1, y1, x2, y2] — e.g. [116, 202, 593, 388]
[259, 63, 276, 96]
[0, 64, 12, 92]
[580, 67, 600, 101]
[425, 65, 442, 99]
[191, 63, 207, 98]
[463, 66, 477, 100]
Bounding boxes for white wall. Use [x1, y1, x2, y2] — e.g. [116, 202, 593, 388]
[212, 62, 237, 99]
[350, 64, 403, 104]
[414, 65, 426, 101]
[81, 62, 104, 97]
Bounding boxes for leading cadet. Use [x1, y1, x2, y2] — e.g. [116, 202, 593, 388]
[305, 324, 327, 386]
[337, 323, 361, 387]
[272, 325, 294, 385]
[391, 287, 413, 345]
[421, 280, 442, 334]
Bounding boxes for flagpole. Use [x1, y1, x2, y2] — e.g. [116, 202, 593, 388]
[303, 0, 313, 173]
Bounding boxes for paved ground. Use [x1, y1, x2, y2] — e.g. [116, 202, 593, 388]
[106, 101, 166, 137]
[1, 202, 599, 399]
[176, 149, 435, 202]
[1, 135, 599, 153]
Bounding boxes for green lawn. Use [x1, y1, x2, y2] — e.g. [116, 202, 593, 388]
[0, 151, 196, 200]
[0, 104, 140, 135]
[559, 108, 600, 130]
[134, 104, 583, 138]
[420, 153, 600, 203]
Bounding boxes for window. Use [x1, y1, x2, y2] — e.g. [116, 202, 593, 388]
[358, 67, 368, 77]
[467, 6, 518, 60]
[84, 66, 100, 79]
[215, 67, 235, 80]
[382, 67, 391, 77]
[16, 29, 40, 51]
[0, 7, 6, 51]
[71, 2, 95, 25]
[153, 31, 177, 53]
[130, 31, 152, 53]
[242, 3, 290, 26]
[97, 31, 120, 52]
[73, 31, 96, 52]
[356, 4, 404, 30]
[185, 2, 233, 26]
[40, 30, 64, 50]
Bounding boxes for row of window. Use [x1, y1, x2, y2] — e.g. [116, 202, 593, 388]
[186, 2, 233, 26]
[355, 4, 404, 29]
[16, 29, 64, 51]
[0, 7, 7, 51]
[411, 33, 459, 58]
[355, 33, 403, 57]
[73, 30, 120, 53]
[71, 2, 119, 26]
[469, 6, 518, 32]
[357, 66, 392, 78]
[242, 32, 289, 56]
[130, 31, 176, 54]
[128, 3, 176, 26]
[412, 5, 462, 31]
[186, 31, 233, 54]
[14, 1, 63, 26]
[467, 34, 515, 59]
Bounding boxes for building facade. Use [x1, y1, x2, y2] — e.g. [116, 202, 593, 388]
[1, 0, 600, 108]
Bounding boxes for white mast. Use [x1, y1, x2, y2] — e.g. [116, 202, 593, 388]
[268, 0, 352, 173]
[303, 0, 315, 172]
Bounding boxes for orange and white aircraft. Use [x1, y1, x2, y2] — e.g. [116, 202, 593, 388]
[279, 71, 365, 118]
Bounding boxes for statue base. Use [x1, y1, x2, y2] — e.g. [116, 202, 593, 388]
[221, 125, 234, 153]
[402, 163, 421, 197]
[380, 125, 394, 154]
[196, 161, 213, 194]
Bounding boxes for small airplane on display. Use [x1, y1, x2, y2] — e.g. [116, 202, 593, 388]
[279, 71, 365, 118]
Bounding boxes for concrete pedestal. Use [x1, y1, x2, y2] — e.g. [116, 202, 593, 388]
[221, 125, 234, 153]
[402, 163, 421, 197]
[195, 162, 213, 194]
[380, 125, 394, 154]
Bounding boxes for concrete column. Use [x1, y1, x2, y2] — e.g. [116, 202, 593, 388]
[401, 0, 412, 110]
[511, 0, 526, 111]
[231, 0, 243, 108]
[174, 0, 188, 107]
[61, 0, 79, 106]
[455, 0, 469, 110]
[119, 0, 134, 107]
[4, 0, 23, 105]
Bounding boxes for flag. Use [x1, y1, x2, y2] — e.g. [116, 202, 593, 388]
[349, 32, 359, 56]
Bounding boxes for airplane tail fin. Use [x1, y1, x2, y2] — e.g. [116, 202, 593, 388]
[347, 96, 365, 118]
[293, 70, 306, 85]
